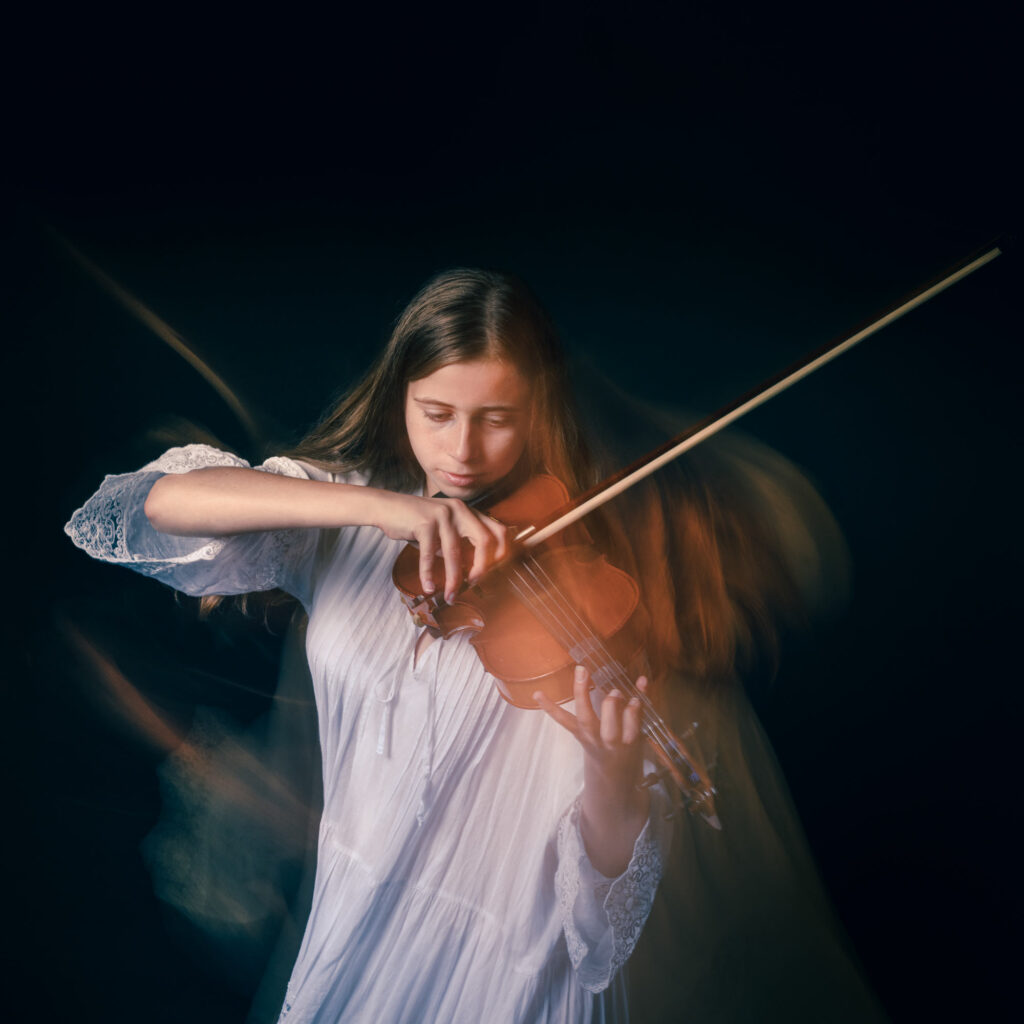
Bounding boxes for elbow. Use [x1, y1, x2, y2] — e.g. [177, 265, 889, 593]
[144, 471, 225, 536]
[144, 476, 176, 533]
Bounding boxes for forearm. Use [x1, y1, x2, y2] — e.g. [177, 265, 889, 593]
[535, 667, 652, 877]
[579, 762, 650, 878]
[556, 785, 668, 992]
[144, 467, 392, 536]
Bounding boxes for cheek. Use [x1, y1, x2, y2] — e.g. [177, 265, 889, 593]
[493, 427, 529, 467]
[404, 410, 430, 461]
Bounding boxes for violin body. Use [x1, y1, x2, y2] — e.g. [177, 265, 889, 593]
[394, 474, 649, 708]
[467, 544, 650, 708]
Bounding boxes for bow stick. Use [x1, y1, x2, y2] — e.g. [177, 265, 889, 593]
[518, 242, 1003, 547]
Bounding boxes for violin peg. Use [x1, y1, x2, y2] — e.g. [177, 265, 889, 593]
[638, 768, 672, 790]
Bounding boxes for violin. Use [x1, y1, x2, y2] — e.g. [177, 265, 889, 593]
[392, 472, 721, 825]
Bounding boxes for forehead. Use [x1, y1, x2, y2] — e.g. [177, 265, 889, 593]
[407, 358, 531, 407]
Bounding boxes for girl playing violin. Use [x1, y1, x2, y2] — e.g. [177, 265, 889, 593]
[66, 268, 673, 1022]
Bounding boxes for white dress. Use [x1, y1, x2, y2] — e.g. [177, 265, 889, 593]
[65, 445, 670, 1024]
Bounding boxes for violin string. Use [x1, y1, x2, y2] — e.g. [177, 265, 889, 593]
[513, 554, 698, 772]
[516, 554, 660, 717]
[514, 556, 637, 694]
[510, 555, 678, 758]
[493, 544, 692, 769]
[504, 555, 688, 764]
[506, 559, 690, 776]
[505, 557, 632, 692]
[497, 560, 712, 811]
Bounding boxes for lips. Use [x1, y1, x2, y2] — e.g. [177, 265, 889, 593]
[439, 470, 482, 489]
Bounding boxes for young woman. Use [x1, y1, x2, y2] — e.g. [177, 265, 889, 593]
[65, 268, 675, 1022]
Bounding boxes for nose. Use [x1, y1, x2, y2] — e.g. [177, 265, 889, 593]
[452, 419, 480, 465]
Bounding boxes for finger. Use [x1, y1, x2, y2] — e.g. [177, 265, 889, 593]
[484, 515, 509, 562]
[599, 690, 625, 745]
[532, 689, 580, 737]
[416, 527, 437, 595]
[463, 510, 510, 582]
[573, 665, 600, 730]
[437, 515, 462, 602]
[621, 676, 646, 746]
[464, 516, 498, 583]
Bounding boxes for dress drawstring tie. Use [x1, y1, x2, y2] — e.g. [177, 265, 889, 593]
[416, 658, 439, 826]
[374, 653, 404, 758]
[374, 631, 440, 826]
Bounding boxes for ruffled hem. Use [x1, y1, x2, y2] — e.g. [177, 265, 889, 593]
[554, 794, 668, 993]
[64, 444, 322, 602]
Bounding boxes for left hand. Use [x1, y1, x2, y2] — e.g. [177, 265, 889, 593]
[534, 665, 650, 877]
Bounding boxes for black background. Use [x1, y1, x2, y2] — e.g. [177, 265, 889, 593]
[4, 5, 1020, 1021]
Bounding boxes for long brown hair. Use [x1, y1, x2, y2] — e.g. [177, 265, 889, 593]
[579, 384, 847, 692]
[287, 268, 591, 495]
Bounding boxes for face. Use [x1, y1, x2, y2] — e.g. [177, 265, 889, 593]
[404, 357, 532, 498]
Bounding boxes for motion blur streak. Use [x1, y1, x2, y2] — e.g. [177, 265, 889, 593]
[61, 612, 313, 825]
[51, 229, 261, 443]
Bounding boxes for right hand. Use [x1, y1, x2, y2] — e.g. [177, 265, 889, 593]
[372, 492, 509, 603]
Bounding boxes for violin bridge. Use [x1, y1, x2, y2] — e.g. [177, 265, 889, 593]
[637, 771, 685, 821]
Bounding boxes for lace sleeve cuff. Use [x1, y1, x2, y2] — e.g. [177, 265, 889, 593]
[64, 444, 322, 603]
[554, 791, 670, 993]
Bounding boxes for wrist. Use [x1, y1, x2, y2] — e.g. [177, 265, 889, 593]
[358, 487, 413, 534]
[579, 767, 650, 878]
[581, 774, 649, 833]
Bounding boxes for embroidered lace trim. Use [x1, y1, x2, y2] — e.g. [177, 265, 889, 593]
[554, 795, 664, 992]
[64, 444, 312, 593]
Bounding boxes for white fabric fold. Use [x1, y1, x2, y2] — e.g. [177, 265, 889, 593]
[416, 651, 439, 826]
[374, 648, 406, 757]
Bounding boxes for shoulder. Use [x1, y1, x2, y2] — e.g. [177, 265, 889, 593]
[137, 444, 371, 490]
[141, 444, 251, 473]
[258, 455, 371, 490]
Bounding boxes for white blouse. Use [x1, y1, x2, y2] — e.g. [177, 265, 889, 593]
[65, 444, 670, 1023]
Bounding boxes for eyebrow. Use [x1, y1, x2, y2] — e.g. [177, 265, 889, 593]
[412, 397, 523, 413]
